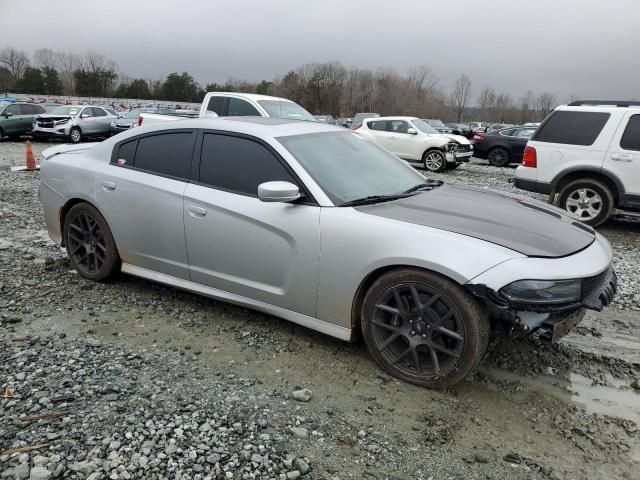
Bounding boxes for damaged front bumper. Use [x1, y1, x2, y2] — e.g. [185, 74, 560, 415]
[467, 267, 617, 342]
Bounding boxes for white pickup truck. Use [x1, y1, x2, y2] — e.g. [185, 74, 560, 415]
[139, 92, 317, 125]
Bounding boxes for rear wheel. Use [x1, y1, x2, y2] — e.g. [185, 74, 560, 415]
[487, 147, 510, 167]
[69, 127, 82, 143]
[423, 150, 446, 172]
[557, 179, 614, 227]
[63, 203, 120, 281]
[361, 269, 489, 388]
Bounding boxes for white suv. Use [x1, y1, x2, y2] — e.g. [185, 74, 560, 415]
[514, 101, 640, 226]
[355, 116, 473, 172]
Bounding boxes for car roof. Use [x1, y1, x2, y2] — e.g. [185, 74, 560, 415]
[206, 92, 295, 103]
[106, 116, 344, 142]
[364, 116, 419, 121]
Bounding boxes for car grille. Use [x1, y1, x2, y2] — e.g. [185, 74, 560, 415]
[582, 267, 617, 311]
[457, 144, 471, 152]
[37, 120, 55, 128]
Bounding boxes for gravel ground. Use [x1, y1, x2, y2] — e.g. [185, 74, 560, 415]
[1, 139, 639, 480]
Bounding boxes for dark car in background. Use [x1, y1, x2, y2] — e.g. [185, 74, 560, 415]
[473, 126, 538, 166]
[0, 102, 46, 141]
[446, 123, 474, 139]
[424, 118, 451, 133]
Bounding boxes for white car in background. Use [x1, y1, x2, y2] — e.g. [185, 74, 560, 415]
[355, 116, 473, 171]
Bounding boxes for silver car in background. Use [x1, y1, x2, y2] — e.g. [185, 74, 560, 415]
[38, 117, 616, 388]
[32, 105, 116, 143]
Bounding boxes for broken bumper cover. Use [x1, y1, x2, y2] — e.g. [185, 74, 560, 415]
[467, 266, 617, 341]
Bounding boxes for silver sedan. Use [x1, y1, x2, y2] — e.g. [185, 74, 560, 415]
[39, 117, 617, 387]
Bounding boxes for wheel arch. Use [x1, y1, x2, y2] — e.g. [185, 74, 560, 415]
[553, 167, 623, 203]
[350, 264, 464, 333]
[59, 197, 105, 246]
[422, 146, 446, 159]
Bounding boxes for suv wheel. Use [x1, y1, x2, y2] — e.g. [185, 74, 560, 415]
[63, 203, 120, 281]
[558, 179, 614, 227]
[423, 150, 446, 172]
[361, 269, 489, 388]
[69, 127, 82, 143]
[487, 147, 510, 167]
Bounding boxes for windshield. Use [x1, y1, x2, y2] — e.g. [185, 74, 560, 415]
[426, 119, 445, 128]
[125, 110, 141, 119]
[48, 106, 81, 116]
[412, 119, 439, 134]
[258, 100, 315, 121]
[277, 131, 426, 205]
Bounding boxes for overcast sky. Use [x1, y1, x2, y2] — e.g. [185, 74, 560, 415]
[2, 0, 639, 102]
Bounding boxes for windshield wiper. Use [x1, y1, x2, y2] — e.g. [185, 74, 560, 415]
[340, 193, 414, 207]
[402, 180, 444, 194]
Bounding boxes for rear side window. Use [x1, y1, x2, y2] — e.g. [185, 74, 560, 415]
[533, 111, 610, 146]
[133, 132, 193, 179]
[620, 115, 640, 151]
[115, 140, 137, 166]
[207, 96, 226, 115]
[368, 120, 387, 131]
[199, 134, 295, 195]
[228, 98, 260, 116]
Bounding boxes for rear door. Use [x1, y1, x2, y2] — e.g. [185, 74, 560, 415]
[91, 107, 111, 135]
[183, 131, 321, 315]
[605, 112, 640, 197]
[96, 130, 196, 279]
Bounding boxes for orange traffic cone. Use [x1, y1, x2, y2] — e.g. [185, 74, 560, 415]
[25, 141, 36, 170]
[11, 140, 40, 172]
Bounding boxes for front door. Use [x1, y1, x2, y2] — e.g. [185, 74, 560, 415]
[386, 120, 416, 159]
[96, 130, 196, 279]
[605, 112, 640, 196]
[183, 132, 321, 316]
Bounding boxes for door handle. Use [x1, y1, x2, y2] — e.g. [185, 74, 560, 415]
[101, 181, 116, 191]
[611, 154, 633, 162]
[188, 205, 207, 216]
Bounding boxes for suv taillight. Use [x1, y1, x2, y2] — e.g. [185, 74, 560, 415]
[137, 115, 143, 127]
[522, 146, 537, 168]
[473, 134, 485, 142]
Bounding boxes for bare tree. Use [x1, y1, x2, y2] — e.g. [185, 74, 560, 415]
[407, 65, 439, 115]
[518, 90, 535, 123]
[494, 93, 513, 123]
[449, 74, 472, 122]
[57, 51, 80, 94]
[33, 48, 58, 70]
[536, 92, 557, 120]
[477, 86, 496, 121]
[0, 47, 30, 79]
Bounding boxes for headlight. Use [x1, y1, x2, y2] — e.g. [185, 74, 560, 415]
[500, 279, 582, 305]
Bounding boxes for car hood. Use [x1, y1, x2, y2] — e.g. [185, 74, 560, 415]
[432, 133, 470, 144]
[355, 184, 596, 258]
[36, 114, 74, 120]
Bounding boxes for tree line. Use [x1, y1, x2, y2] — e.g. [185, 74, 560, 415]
[0, 46, 560, 123]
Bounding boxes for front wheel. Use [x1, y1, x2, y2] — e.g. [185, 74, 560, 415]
[69, 127, 82, 144]
[63, 203, 120, 281]
[423, 150, 447, 172]
[361, 269, 489, 388]
[557, 179, 614, 227]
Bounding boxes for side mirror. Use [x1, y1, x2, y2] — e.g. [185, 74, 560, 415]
[4, 111, 13, 117]
[407, 128, 417, 135]
[81, 113, 90, 118]
[258, 181, 301, 203]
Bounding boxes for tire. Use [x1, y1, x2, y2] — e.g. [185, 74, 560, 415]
[361, 268, 490, 389]
[63, 203, 120, 281]
[69, 127, 82, 144]
[423, 149, 447, 172]
[487, 147, 510, 167]
[557, 179, 614, 227]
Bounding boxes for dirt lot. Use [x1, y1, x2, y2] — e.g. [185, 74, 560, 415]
[1, 139, 639, 480]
